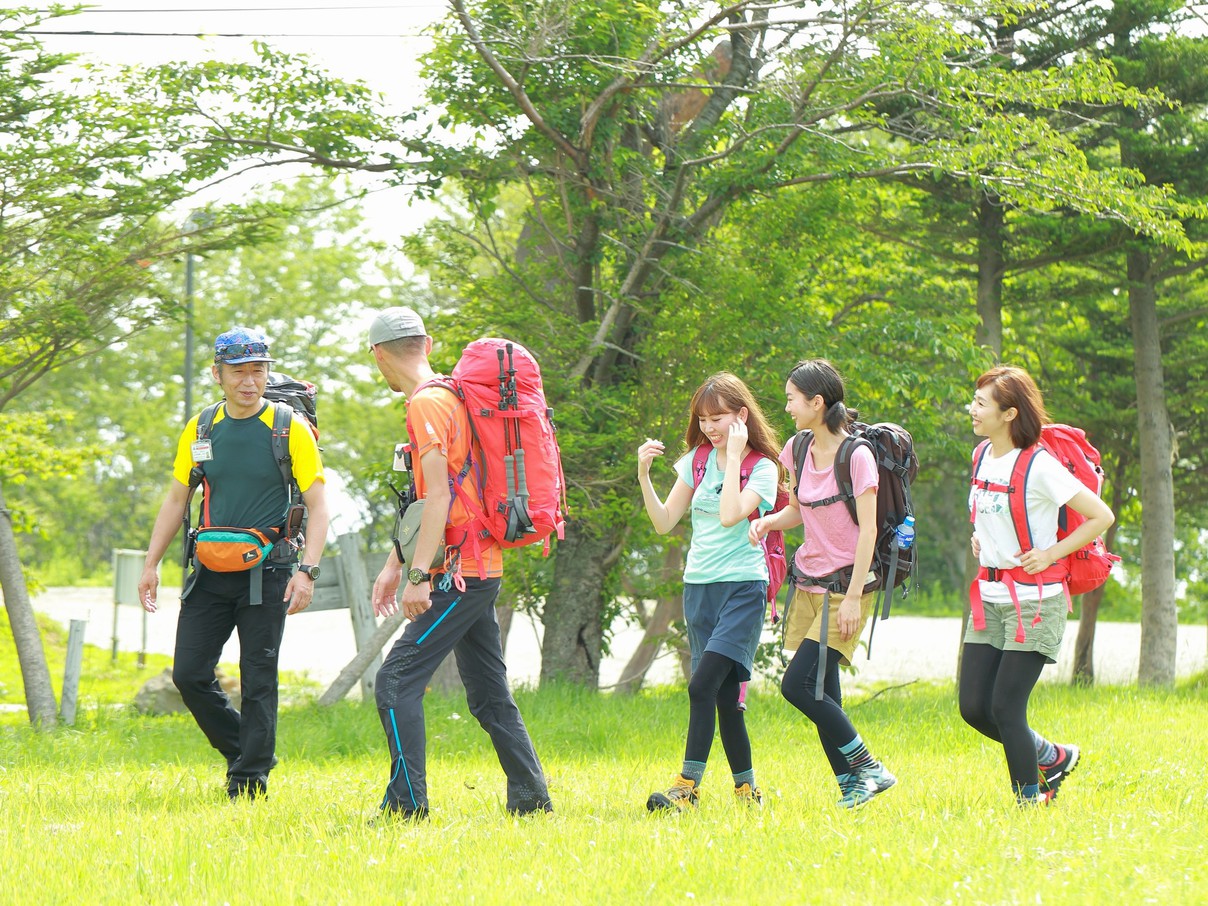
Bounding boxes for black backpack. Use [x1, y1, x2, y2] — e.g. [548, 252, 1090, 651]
[791, 421, 918, 647]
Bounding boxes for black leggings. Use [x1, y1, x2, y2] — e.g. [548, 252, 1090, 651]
[780, 640, 856, 776]
[684, 652, 752, 776]
[958, 642, 1047, 788]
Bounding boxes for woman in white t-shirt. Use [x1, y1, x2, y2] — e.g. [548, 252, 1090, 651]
[963, 365, 1114, 805]
[750, 359, 896, 809]
[637, 372, 783, 812]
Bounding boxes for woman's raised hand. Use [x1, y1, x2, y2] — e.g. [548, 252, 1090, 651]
[727, 420, 749, 462]
[637, 438, 665, 478]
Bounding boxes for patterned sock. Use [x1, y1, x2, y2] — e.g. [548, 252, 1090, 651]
[838, 736, 875, 773]
[1032, 731, 1058, 767]
[732, 769, 755, 789]
[681, 760, 707, 786]
[1015, 781, 1041, 802]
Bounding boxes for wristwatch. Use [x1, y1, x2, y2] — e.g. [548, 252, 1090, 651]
[407, 567, 430, 586]
[298, 563, 321, 580]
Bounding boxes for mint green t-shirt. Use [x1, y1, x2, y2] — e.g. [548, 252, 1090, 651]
[674, 447, 777, 584]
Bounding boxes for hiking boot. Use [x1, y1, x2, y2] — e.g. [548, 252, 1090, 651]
[734, 783, 762, 807]
[646, 775, 699, 812]
[1039, 744, 1080, 801]
[369, 805, 428, 826]
[838, 762, 896, 809]
[508, 798, 554, 817]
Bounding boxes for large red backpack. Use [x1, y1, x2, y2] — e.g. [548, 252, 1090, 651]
[413, 339, 567, 573]
[970, 424, 1120, 636]
[690, 445, 790, 619]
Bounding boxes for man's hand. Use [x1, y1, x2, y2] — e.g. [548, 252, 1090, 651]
[138, 565, 160, 613]
[372, 561, 403, 617]
[400, 576, 432, 619]
[283, 572, 314, 615]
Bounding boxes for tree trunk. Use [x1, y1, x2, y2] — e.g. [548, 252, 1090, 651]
[0, 478, 58, 727]
[540, 521, 619, 686]
[614, 541, 685, 694]
[1071, 509, 1123, 685]
[1128, 248, 1178, 686]
[1070, 585, 1105, 687]
[975, 193, 1005, 356]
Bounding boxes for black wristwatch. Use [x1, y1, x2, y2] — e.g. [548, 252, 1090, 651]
[298, 563, 321, 580]
[407, 567, 429, 586]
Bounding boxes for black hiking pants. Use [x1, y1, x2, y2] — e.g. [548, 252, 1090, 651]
[374, 576, 550, 815]
[173, 567, 289, 796]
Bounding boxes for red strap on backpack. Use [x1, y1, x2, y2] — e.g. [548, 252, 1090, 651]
[690, 444, 786, 618]
[969, 440, 1075, 641]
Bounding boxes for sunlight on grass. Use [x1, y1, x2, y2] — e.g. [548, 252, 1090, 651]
[1, 680, 1204, 904]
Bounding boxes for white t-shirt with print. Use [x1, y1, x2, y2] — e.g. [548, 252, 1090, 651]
[969, 445, 1084, 604]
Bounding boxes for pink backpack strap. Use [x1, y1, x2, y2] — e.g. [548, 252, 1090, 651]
[691, 444, 711, 487]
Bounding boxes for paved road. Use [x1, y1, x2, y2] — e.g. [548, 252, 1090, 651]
[25, 586, 1207, 695]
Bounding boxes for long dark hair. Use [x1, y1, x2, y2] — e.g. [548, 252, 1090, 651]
[787, 359, 859, 434]
[976, 365, 1049, 449]
[683, 372, 784, 479]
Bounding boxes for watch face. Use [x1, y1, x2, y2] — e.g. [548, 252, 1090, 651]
[408, 568, 427, 585]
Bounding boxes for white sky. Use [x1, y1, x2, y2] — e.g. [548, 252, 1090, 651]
[28, 0, 451, 242]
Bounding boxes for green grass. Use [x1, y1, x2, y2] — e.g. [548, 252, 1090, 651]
[1, 675, 1205, 904]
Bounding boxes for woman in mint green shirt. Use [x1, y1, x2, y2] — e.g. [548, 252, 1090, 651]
[637, 372, 784, 812]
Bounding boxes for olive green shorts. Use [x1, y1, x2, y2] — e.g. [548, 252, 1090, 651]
[963, 592, 1068, 664]
[783, 587, 876, 666]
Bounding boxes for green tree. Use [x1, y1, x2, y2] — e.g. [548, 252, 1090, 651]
[0, 8, 402, 724]
[413, 0, 1189, 686]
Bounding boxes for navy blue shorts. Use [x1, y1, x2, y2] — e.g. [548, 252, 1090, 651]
[683, 580, 768, 682]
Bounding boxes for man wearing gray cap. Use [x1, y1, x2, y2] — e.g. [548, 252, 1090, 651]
[367, 306, 552, 820]
[138, 326, 329, 800]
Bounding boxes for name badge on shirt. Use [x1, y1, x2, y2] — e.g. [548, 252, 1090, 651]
[190, 439, 214, 462]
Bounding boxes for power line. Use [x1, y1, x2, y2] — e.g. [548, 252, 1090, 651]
[26, 3, 436, 11]
[23, 30, 430, 38]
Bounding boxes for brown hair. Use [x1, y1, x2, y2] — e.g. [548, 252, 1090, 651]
[683, 372, 785, 480]
[976, 365, 1049, 449]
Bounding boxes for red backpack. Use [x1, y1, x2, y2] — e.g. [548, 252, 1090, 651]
[413, 339, 567, 574]
[970, 424, 1120, 638]
[691, 445, 790, 619]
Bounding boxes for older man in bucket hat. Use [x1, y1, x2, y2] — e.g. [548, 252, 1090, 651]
[139, 326, 329, 799]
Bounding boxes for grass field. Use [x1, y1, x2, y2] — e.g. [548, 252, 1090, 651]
[2, 649, 1205, 906]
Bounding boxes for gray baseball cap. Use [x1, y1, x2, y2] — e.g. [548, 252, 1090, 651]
[368, 307, 427, 346]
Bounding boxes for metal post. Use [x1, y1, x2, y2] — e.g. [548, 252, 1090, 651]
[61, 619, 87, 726]
[184, 250, 195, 419]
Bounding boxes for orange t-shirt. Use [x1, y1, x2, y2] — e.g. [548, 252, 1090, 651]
[407, 382, 503, 578]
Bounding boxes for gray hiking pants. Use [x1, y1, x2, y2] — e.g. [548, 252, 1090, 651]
[374, 576, 550, 814]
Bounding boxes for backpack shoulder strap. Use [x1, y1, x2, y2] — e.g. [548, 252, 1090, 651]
[791, 430, 813, 496]
[188, 402, 223, 490]
[1008, 445, 1041, 552]
[739, 449, 772, 523]
[195, 402, 221, 442]
[691, 444, 711, 488]
[270, 401, 295, 499]
[833, 434, 873, 525]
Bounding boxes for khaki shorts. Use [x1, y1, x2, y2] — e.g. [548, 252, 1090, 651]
[963, 592, 1068, 664]
[783, 587, 877, 666]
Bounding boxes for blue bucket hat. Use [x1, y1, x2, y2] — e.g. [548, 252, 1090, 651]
[214, 326, 275, 365]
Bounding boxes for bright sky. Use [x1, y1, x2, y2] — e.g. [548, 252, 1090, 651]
[28, 0, 451, 241]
